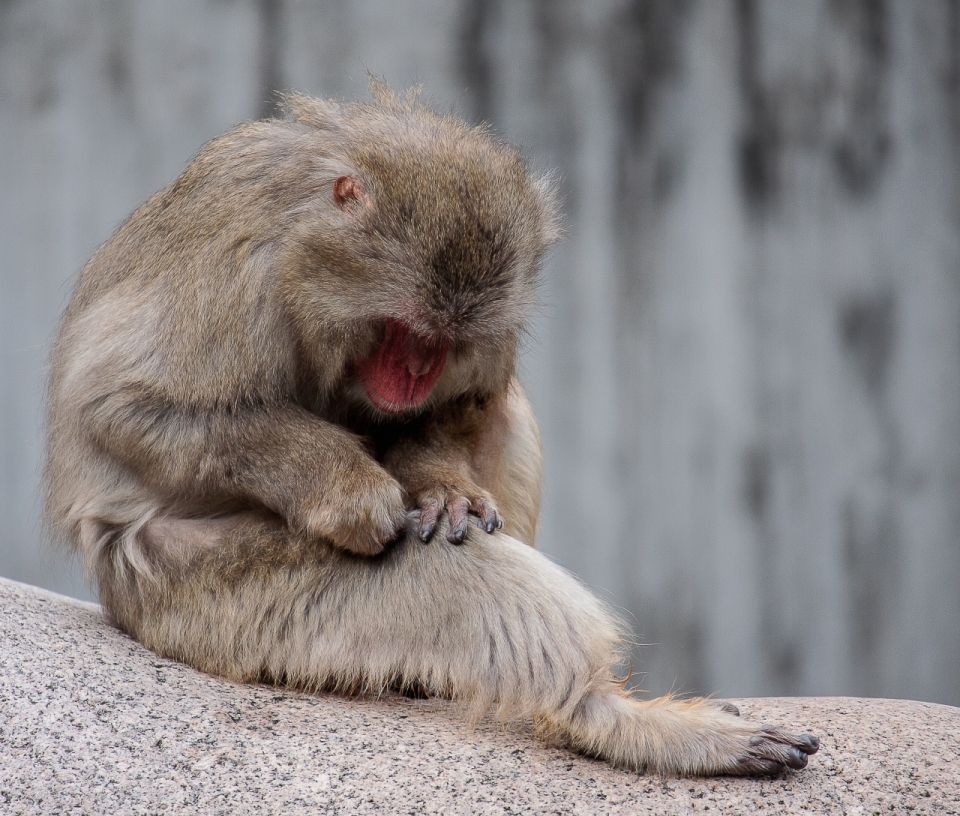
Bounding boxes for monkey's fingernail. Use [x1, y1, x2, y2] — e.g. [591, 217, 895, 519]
[720, 702, 740, 716]
[485, 520, 496, 533]
[797, 734, 819, 753]
[448, 527, 466, 544]
[419, 523, 435, 543]
[496, 519, 503, 529]
[786, 747, 809, 769]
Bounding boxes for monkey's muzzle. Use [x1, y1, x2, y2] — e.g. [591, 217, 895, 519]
[356, 319, 448, 412]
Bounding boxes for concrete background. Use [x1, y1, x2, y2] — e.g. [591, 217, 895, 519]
[2, 0, 959, 705]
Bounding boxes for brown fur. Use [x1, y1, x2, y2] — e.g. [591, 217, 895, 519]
[44, 83, 817, 776]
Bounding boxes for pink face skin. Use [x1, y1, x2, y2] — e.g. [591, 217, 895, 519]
[355, 319, 448, 413]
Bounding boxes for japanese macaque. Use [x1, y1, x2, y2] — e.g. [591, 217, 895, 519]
[45, 83, 818, 776]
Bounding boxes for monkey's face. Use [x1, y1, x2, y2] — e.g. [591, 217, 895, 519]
[283, 118, 557, 417]
[336, 176, 539, 415]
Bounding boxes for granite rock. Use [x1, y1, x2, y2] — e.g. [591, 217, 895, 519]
[1, 576, 957, 815]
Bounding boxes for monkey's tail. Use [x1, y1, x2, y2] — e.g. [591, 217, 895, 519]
[93, 512, 817, 776]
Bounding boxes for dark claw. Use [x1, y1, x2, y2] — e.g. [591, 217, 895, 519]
[417, 501, 441, 543]
[496, 518, 503, 529]
[718, 702, 740, 717]
[442, 497, 471, 544]
[796, 734, 820, 753]
[757, 726, 819, 755]
[470, 498, 501, 535]
[785, 747, 809, 770]
[742, 726, 819, 775]
[484, 508, 501, 533]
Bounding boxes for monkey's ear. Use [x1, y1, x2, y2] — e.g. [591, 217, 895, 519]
[333, 174, 371, 212]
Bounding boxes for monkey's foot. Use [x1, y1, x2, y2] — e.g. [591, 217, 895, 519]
[414, 489, 502, 544]
[708, 700, 819, 773]
[696, 700, 820, 774]
[733, 725, 819, 774]
[562, 693, 820, 776]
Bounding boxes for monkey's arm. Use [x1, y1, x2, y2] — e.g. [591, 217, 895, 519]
[85, 385, 406, 555]
[383, 393, 511, 545]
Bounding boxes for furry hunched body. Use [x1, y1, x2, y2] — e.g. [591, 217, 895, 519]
[45, 84, 818, 776]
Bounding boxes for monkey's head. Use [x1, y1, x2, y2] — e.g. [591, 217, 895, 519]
[272, 84, 560, 417]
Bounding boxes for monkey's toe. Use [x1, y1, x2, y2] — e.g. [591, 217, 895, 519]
[446, 497, 471, 543]
[786, 746, 810, 769]
[734, 725, 820, 775]
[410, 488, 503, 544]
[416, 499, 443, 542]
[470, 497, 502, 534]
[796, 733, 820, 753]
[734, 755, 786, 775]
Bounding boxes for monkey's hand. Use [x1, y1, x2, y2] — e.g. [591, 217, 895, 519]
[379, 397, 508, 545]
[297, 466, 407, 557]
[411, 483, 502, 545]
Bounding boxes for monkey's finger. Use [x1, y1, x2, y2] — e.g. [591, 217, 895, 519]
[795, 734, 820, 754]
[733, 755, 785, 776]
[417, 499, 442, 543]
[745, 738, 808, 770]
[756, 725, 820, 755]
[469, 497, 501, 534]
[445, 497, 470, 544]
[737, 726, 820, 773]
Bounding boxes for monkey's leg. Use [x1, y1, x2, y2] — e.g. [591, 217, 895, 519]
[102, 512, 817, 777]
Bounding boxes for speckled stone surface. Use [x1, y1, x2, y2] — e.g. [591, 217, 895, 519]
[1, 576, 958, 815]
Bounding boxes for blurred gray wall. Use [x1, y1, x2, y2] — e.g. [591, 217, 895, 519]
[2, 0, 959, 706]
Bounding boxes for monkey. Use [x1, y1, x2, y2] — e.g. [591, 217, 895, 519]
[44, 82, 818, 776]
